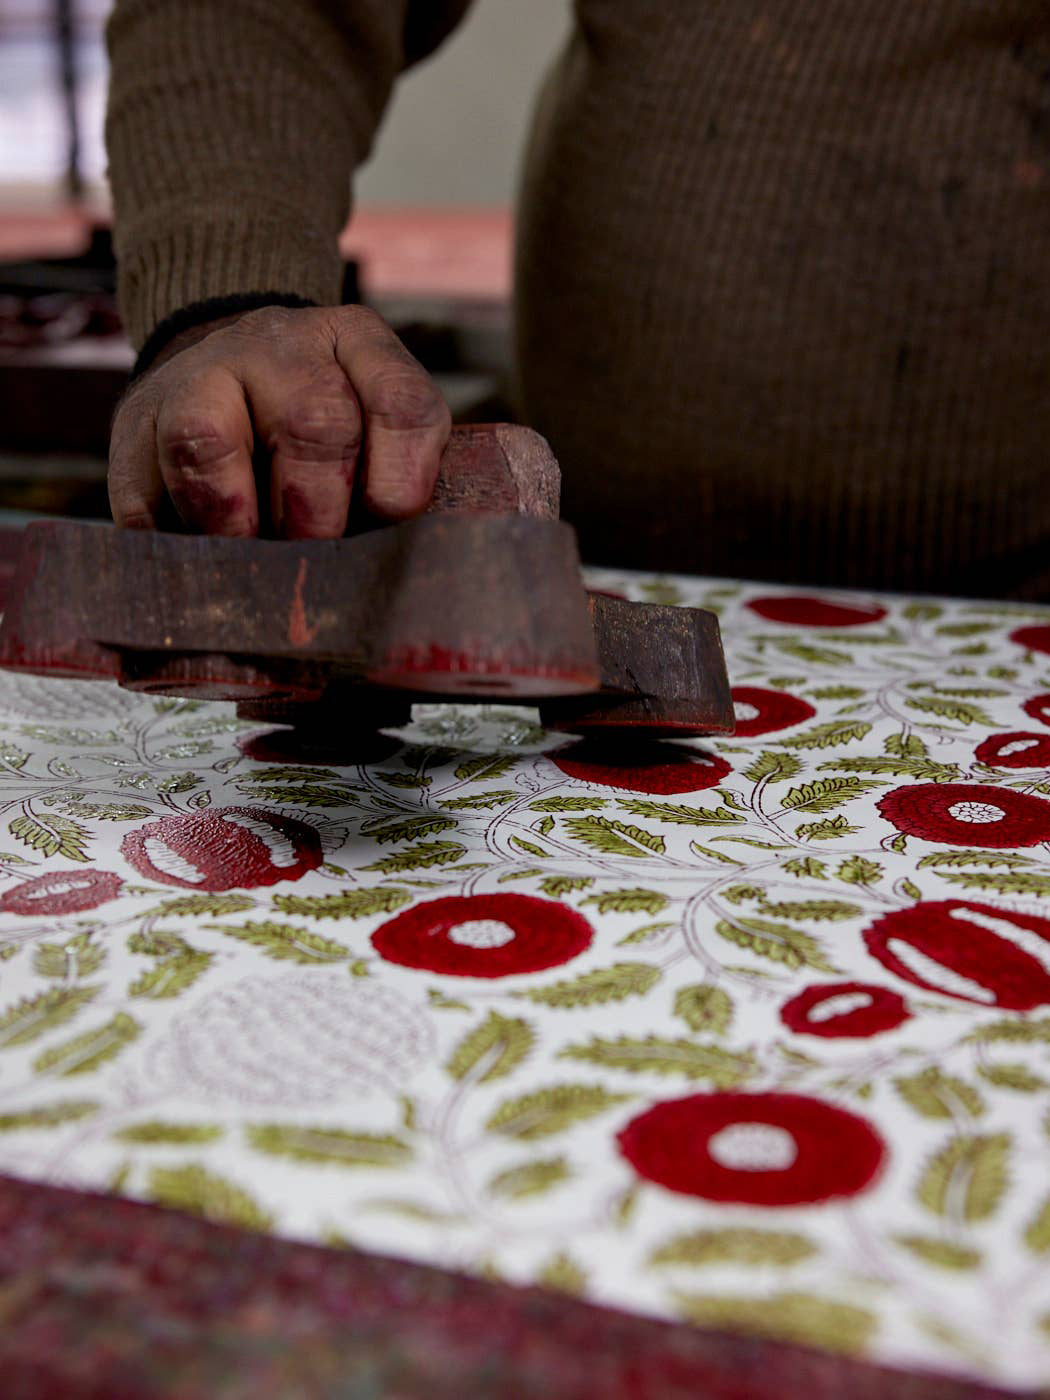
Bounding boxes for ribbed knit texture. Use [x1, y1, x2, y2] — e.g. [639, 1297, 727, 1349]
[106, 0, 1050, 598]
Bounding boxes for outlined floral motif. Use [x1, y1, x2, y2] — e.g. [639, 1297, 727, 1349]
[3, 570, 1050, 1389]
[617, 1091, 886, 1205]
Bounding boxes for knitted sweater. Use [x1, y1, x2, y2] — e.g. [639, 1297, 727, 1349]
[106, 1, 1050, 597]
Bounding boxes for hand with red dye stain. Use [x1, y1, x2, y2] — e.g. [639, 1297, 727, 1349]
[108, 305, 451, 539]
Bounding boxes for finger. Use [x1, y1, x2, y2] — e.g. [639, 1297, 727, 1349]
[108, 390, 164, 529]
[250, 364, 363, 540]
[155, 368, 258, 536]
[333, 312, 450, 520]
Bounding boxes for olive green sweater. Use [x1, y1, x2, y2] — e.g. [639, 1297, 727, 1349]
[106, 1, 1050, 597]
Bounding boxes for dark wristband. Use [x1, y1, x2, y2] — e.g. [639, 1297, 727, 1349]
[130, 292, 319, 382]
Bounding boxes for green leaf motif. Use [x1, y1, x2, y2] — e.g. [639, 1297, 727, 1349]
[559, 1036, 755, 1086]
[447, 1012, 534, 1085]
[893, 1235, 981, 1271]
[673, 1292, 876, 1356]
[580, 888, 669, 916]
[674, 984, 733, 1035]
[246, 1123, 413, 1168]
[935, 871, 1050, 898]
[917, 851, 1033, 870]
[143, 893, 256, 918]
[485, 1083, 632, 1140]
[272, 889, 412, 920]
[774, 640, 853, 666]
[511, 836, 551, 859]
[487, 1155, 571, 1200]
[9, 812, 90, 862]
[836, 856, 884, 886]
[782, 857, 828, 880]
[819, 755, 961, 782]
[32, 1011, 140, 1077]
[148, 1163, 273, 1230]
[976, 1062, 1046, 1092]
[715, 917, 837, 974]
[453, 754, 518, 782]
[376, 771, 432, 790]
[129, 952, 213, 999]
[617, 799, 745, 827]
[0, 986, 98, 1049]
[237, 784, 352, 807]
[617, 921, 676, 946]
[651, 1228, 816, 1268]
[917, 1134, 1010, 1222]
[363, 814, 458, 844]
[886, 730, 929, 758]
[209, 920, 350, 963]
[115, 1121, 223, 1144]
[0, 742, 29, 770]
[60, 802, 152, 822]
[743, 751, 803, 784]
[442, 790, 517, 811]
[966, 1018, 1050, 1046]
[795, 815, 860, 841]
[33, 933, 105, 981]
[564, 815, 666, 858]
[361, 842, 467, 873]
[0, 1100, 99, 1131]
[536, 1251, 587, 1295]
[517, 962, 661, 1009]
[530, 796, 608, 812]
[1024, 1195, 1050, 1253]
[759, 898, 861, 922]
[807, 686, 866, 700]
[777, 721, 872, 750]
[780, 777, 884, 814]
[893, 1068, 985, 1120]
[905, 696, 993, 727]
[537, 875, 594, 897]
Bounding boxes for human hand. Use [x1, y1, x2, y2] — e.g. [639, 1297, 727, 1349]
[108, 305, 451, 538]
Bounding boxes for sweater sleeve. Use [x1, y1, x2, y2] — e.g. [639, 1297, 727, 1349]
[104, 0, 474, 348]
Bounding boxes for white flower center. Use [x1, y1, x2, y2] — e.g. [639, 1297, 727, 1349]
[144, 837, 205, 884]
[886, 937, 996, 1003]
[947, 801, 1006, 825]
[733, 702, 760, 723]
[708, 1122, 798, 1172]
[222, 814, 298, 867]
[24, 878, 88, 899]
[447, 919, 517, 949]
[997, 739, 1043, 758]
[808, 991, 875, 1023]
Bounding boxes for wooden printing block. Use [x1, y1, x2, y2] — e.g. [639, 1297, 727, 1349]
[0, 425, 735, 737]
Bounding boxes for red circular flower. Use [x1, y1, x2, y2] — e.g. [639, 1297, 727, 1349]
[1022, 693, 1050, 729]
[746, 596, 887, 627]
[975, 732, 1050, 769]
[864, 900, 1050, 1009]
[617, 1091, 885, 1206]
[877, 783, 1050, 848]
[0, 868, 123, 917]
[730, 686, 816, 737]
[238, 728, 401, 767]
[779, 982, 910, 1038]
[121, 806, 322, 890]
[551, 740, 730, 795]
[1010, 625, 1050, 657]
[371, 893, 593, 978]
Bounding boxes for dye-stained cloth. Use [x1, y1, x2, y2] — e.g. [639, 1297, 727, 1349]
[2, 569, 1050, 1391]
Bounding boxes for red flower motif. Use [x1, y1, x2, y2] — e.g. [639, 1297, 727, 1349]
[0, 868, 123, 917]
[238, 728, 401, 767]
[746, 596, 887, 627]
[975, 732, 1050, 769]
[617, 1091, 885, 1206]
[121, 807, 322, 891]
[371, 893, 593, 978]
[779, 982, 910, 1038]
[1010, 625, 1050, 657]
[877, 783, 1050, 848]
[1022, 693, 1050, 729]
[730, 686, 816, 738]
[551, 740, 730, 795]
[864, 900, 1050, 1009]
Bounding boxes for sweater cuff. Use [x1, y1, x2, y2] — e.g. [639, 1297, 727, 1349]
[130, 292, 319, 383]
[115, 213, 345, 350]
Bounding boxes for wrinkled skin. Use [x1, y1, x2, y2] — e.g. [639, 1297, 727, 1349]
[108, 305, 451, 539]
